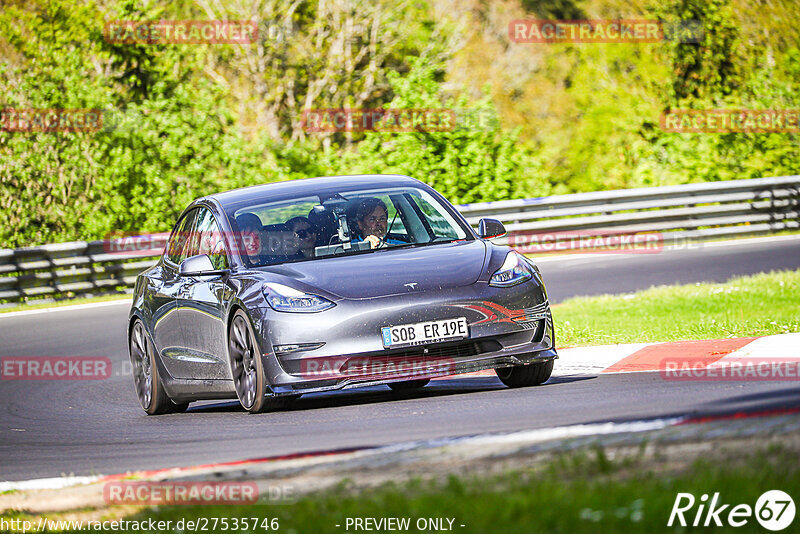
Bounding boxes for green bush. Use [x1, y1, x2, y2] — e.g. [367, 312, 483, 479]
[326, 57, 551, 204]
[1, 0, 798, 247]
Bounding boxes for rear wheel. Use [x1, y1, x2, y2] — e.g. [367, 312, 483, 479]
[496, 359, 554, 388]
[129, 320, 187, 415]
[228, 310, 288, 413]
[388, 379, 430, 391]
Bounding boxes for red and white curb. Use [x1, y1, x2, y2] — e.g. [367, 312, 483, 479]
[438, 333, 800, 379]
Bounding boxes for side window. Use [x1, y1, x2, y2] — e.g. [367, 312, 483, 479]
[412, 194, 459, 239]
[194, 208, 228, 270]
[166, 209, 198, 265]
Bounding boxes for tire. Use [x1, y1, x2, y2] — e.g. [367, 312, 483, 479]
[228, 310, 288, 414]
[129, 319, 187, 415]
[496, 359, 554, 388]
[170, 402, 190, 413]
[388, 379, 430, 391]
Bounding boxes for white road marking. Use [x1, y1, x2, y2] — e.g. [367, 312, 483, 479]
[436, 417, 682, 449]
[553, 343, 650, 375]
[699, 234, 800, 249]
[0, 475, 99, 492]
[709, 333, 800, 365]
[0, 299, 131, 319]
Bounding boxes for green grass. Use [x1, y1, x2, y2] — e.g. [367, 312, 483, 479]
[553, 269, 800, 346]
[7, 442, 797, 533]
[0, 294, 131, 313]
[136, 445, 800, 533]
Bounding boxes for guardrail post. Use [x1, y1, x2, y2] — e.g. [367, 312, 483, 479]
[12, 251, 23, 302]
[788, 182, 800, 230]
[46, 248, 58, 298]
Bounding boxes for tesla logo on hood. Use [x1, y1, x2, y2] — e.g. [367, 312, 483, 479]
[404, 282, 418, 289]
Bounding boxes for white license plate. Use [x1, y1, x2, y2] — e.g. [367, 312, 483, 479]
[381, 317, 469, 348]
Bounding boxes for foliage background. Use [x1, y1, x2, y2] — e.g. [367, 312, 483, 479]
[1, 0, 799, 247]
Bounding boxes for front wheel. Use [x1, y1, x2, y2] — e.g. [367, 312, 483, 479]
[496, 359, 554, 388]
[228, 310, 288, 413]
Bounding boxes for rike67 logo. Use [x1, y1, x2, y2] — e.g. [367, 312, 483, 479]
[668, 490, 795, 531]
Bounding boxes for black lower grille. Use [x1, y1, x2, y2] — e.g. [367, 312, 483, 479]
[384, 340, 476, 359]
[387, 338, 502, 358]
[339, 338, 502, 374]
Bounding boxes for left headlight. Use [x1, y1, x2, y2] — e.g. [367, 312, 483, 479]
[263, 283, 336, 313]
[489, 251, 533, 287]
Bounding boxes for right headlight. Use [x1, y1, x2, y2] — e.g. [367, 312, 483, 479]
[489, 251, 533, 287]
[263, 283, 336, 313]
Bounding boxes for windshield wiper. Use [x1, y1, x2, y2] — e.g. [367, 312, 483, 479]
[384, 238, 462, 250]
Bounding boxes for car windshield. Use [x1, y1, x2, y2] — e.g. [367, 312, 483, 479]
[231, 186, 470, 267]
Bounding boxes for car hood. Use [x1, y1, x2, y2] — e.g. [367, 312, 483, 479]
[262, 240, 488, 299]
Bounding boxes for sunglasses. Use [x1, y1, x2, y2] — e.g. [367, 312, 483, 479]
[295, 228, 315, 239]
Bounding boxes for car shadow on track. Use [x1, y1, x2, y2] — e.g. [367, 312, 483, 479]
[545, 374, 596, 385]
[691, 386, 800, 419]
[587, 385, 800, 428]
[187, 375, 596, 414]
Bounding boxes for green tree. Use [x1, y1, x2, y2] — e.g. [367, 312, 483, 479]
[651, 0, 744, 104]
[329, 57, 550, 203]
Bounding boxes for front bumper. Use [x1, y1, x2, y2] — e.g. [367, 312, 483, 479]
[249, 279, 557, 396]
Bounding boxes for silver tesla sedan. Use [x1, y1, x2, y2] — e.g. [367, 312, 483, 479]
[128, 175, 557, 414]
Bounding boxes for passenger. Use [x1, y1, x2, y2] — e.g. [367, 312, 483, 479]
[235, 213, 263, 262]
[308, 206, 338, 248]
[236, 215, 301, 265]
[260, 223, 302, 264]
[351, 197, 404, 249]
[286, 216, 316, 259]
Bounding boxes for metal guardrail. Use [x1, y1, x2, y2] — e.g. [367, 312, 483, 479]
[1, 176, 798, 303]
[460, 175, 800, 248]
[0, 240, 156, 302]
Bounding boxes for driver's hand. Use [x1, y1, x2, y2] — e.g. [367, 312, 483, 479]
[365, 235, 381, 249]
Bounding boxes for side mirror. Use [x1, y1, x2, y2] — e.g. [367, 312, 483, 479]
[477, 218, 506, 239]
[179, 254, 228, 277]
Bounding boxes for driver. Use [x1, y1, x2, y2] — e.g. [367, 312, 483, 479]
[351, 197, 404, 249]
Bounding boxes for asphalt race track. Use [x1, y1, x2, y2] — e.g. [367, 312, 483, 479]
[1, 237, 799, 482]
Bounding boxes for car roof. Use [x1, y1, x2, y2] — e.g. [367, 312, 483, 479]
[207, 174, 427, 212]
